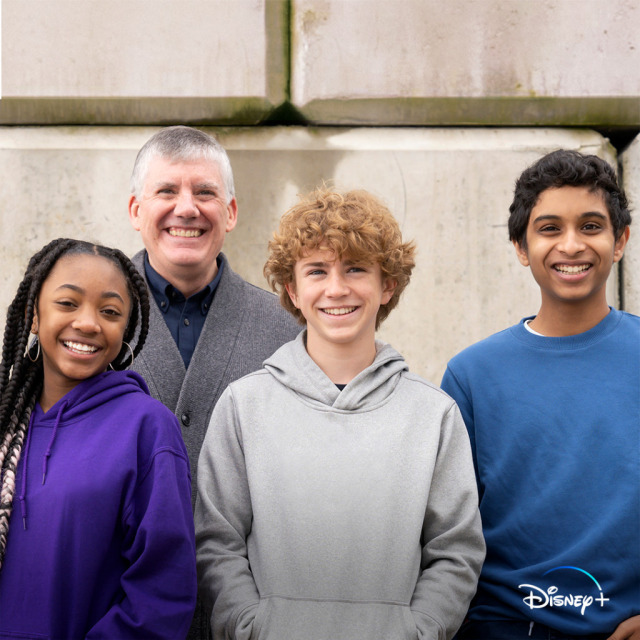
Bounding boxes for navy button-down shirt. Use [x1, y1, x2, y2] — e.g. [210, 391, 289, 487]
[144, 253, 224, 369]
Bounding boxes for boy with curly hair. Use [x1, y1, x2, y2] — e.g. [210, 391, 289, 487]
[195, 187, 485, 640]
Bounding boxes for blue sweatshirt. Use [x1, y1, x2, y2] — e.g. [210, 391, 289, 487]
[441, 308, 640, 635]
[0, 370, 197, 639]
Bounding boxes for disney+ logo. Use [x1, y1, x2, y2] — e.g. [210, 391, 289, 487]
[519, 566, 609, 616]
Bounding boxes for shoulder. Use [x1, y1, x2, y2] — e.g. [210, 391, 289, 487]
[608, 310, 640, 352]
[399, 370, 458, 410]
[121, 392, 182, 437]
[207, 369, 277, 432]
[447, 324, 520, 370]
[225, 367, 275, 399]
[241, 280, 285, 311]
[617, 309, 640, 328]
[223, 262, 283, 308]
[220, 256, 300, 328]
[108, 376, 183, 443]
[131, 249, 146, 274]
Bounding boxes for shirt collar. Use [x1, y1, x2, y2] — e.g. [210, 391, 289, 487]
[143, 252, 224, 315]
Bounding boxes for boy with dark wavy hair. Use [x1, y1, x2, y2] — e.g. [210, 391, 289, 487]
[196, 187, 485, 640]
[442, 150, 639, 640]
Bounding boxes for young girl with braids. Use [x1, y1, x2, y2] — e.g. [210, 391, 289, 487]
[0, 239, 197, 639]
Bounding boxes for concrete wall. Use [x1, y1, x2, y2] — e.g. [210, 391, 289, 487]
[2, 1, 638, 127]
[1, 0, 639, 381]
[622, 137, 640, 317]
[290, 0, 640, 126]
[0, 126, 621, 382]
[0, 1, 288, 124]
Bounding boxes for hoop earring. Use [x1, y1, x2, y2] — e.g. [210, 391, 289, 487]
[109, 341, 135, 371]
[26, 335, 40, 362]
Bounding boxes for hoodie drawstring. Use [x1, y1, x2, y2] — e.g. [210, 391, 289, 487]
[18, 400, 67, 530]
[18, 411, 36, 530]
[43, 401, 66, 485]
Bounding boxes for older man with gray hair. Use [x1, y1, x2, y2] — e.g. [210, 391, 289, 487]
[128, 125, 299, 639]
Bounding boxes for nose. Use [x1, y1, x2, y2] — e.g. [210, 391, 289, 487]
[325, 270, 349, 297]
[558, 229, 586, 255]
[71, 308, 101, 334]
[174, 189, 199, 218]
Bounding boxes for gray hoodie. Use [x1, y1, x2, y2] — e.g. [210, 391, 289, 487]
[195, 333, 484, 640]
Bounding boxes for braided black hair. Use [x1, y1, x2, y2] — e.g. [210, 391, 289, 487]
[0, 238, 150, 568]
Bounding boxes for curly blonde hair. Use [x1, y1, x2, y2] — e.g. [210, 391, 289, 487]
[264, 187, 416, 329]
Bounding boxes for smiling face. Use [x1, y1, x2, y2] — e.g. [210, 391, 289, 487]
[285, 249, 396, 358]
[33, 254, 132, 411]
[514, 185, 629, 322]
[128, 154, 238, 297]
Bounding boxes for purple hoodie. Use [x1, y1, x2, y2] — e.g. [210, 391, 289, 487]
[0, 370, 197, 639]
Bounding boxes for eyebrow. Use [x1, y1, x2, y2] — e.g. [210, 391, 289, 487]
[193, 182, 219, 190]
[154, 181, 219, 190]
[300, 257, 367, 267]
[55, 284, 125, 303]
[532, 211, 608, 224]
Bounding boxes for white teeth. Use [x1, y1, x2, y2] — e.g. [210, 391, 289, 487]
[555, 264, 591, 274]
[169, 228, 203, 238]
[64, 341, 98, 354]
[323, 307, 356, 315]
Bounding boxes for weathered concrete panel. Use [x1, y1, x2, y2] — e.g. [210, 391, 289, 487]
[0, 127, 620, 382]
[621, 135, 640, 316]
[291, 0, 640, 125]
[0, 0, 287, 124]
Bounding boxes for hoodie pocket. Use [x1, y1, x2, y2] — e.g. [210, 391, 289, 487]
[250, 597, 418, 640]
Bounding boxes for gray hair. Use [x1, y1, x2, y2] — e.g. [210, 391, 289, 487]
[130, 125, 235, 202]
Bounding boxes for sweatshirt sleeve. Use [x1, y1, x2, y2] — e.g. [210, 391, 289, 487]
[441, 364, 478, 479]
[86, 432, 197, 639]
[195, 386, 261, 640]
[409, 403, 485, 640]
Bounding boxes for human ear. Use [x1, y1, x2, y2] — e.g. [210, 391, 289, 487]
[31, 312, 39, 334]
[225, 198, 239, 233]
[513, 240, 530, 267]
[285, 282, 299, 308]
[128, 194, 142, 231]
[381, 278, 397, 305]
[613, 226, 630, 263]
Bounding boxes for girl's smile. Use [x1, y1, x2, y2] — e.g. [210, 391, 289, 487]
[33, 254, 131, 411]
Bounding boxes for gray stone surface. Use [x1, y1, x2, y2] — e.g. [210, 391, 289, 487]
[3, 1, 639, 127]
[0, 0, 287, 124]
[0, 126, 621, 382]
[291, 0, 640, 125]
[621, 134, 640, 316]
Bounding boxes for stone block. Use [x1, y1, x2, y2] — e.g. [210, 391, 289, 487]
[0, 126, 619, 383]
[0, 0, 287, 124]
[291, 0, 640, 125]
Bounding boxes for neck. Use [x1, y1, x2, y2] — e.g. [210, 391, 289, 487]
[530, 297, 610, 337]
[305, 334, 377, 385]
[40, 383, 71, 414]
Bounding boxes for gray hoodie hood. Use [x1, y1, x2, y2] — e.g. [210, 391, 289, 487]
[263, 331, 409, 411]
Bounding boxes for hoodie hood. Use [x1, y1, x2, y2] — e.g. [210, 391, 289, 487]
[263, 331, 408, 411]
[34, 370, 150, 427]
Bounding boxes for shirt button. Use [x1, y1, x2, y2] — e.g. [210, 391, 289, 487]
[183, 318, 190, 326]
[160, 301, 166, 308]
[181, 412, 191, 427]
